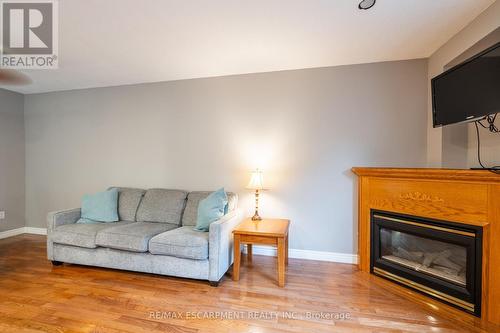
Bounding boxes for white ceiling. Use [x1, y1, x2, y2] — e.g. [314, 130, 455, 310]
[1, 0, 495, 94]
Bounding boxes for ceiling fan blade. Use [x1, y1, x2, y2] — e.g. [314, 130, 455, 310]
[0, 69, 32, 85]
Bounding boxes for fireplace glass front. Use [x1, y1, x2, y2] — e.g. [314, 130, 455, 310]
[371, 210, 482, 316]
[380, 228, 467, 286]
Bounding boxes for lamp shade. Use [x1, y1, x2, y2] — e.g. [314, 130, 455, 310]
[246, 169, 265, 190]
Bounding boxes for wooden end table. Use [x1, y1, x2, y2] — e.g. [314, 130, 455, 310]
[232, 218, 290, 287]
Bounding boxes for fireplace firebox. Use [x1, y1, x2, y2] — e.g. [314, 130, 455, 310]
[370, 210, 482, 316]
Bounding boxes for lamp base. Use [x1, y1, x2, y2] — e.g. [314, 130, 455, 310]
[251, 212, 262, 221]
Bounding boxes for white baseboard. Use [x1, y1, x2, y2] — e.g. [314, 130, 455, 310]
[24, 227, 47, 235]
[0, 227, 47, 239]
[3, 227, 358, 265]
[244, 245, 358, 264]
[0, 227, 26, 239]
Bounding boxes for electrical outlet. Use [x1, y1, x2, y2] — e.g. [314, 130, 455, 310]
[0, 211, 5, 220]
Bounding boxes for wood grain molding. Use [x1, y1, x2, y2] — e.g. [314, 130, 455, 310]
[352, 167, 500, 183]
[352, 167, 500, 327]
[398, 191, 444, 202]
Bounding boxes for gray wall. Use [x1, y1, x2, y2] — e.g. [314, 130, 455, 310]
[427, 1, 500, 167]
[0, 89, 25, 232]
[24, 59, 428, 255]
[441, 123, 468, 168]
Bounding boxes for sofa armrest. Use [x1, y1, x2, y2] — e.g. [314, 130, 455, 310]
[47, 208, 81, 261]
[47, 208, 81, 232]
[208, 209, 243, 282]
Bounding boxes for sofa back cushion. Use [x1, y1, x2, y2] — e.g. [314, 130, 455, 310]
[110, 187, 145, 222]
[136, 189, 188, 224]
[182, 191, 238, 226]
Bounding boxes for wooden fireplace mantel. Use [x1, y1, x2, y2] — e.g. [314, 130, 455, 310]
[352, 167, 500, 182]
[352, 167, 500, 325]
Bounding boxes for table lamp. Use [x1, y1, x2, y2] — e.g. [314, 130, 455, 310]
[246, 169, 265, 221]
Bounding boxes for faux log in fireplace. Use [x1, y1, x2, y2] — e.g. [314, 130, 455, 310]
[352, 168, 500, 326]
[370, 210, 482, 316]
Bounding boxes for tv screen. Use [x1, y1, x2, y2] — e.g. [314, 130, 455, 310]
[432, 42, 500, 127]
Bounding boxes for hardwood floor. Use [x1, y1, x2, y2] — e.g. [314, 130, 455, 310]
[0, 235, 498, 333]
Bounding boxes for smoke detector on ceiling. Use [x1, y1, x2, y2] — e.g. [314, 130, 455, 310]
[359, 0, 376, 10]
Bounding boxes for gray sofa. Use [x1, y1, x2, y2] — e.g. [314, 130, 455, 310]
[47, 188, 242, 285]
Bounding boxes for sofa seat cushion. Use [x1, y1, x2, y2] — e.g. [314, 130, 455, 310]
[149, 227, 209, 260]
[136, 189, 188, 224]
[51, 221, 132, 249]
[95, 222, 178, 252]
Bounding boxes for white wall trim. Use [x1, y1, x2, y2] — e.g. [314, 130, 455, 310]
[0, 227, 26, 239]
[5, 227, 357, 265]
[0, 227, 47, 239]
[244, 245, 358, 264]
[24, 227, 47, 235]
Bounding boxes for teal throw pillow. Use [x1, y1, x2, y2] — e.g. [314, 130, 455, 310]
[81, 188, 119, 222]
[194, 188, 228, 232]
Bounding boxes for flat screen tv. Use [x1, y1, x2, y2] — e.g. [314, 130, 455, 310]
[432, 42, 500, 127]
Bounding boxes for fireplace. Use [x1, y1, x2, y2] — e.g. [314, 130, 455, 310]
[353, 168, 500, 324]
[370, 210, 482, 316]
